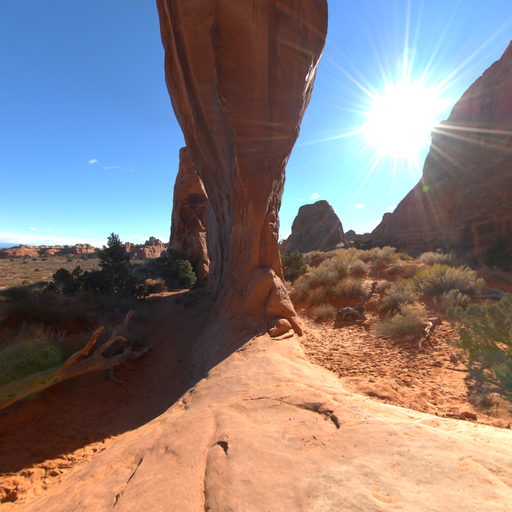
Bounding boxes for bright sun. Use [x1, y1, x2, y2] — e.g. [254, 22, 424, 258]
[363, 80, 446, 159]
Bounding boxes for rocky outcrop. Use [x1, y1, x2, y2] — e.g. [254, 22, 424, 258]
[169, 147, 209, 282]
[0, 244, 97, 259]
[125, 238, 167, 259]
[373, 41, 512, 260]
[285, 200, 344, 253]
[157, 0, 328, 334]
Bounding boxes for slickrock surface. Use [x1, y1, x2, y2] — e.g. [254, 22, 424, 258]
[285, 200, 344, 253]
[169, 147, 209, 282]
[373, 41, 512, 260]
[16, 326, 512, 511]
[157, 0, 328, 333]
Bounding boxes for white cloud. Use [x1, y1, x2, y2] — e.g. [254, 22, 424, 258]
[103, 165, 121, 170]
[28, 227, 38, 231]
[0, 232, 103, 247]
[88, 158, 99, 164]
[355, 203, 365, 209]
[310, 192, 320, 201]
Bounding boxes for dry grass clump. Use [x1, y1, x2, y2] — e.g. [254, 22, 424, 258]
[332, 278, 369, 301]
[419, 251, 453, 265]
[349, 259, 369, 276]
[144, 278, 167, 293]
[379, 280, 418, 313]
[374, 304, 427, 340]
[434, 290, 471, 311]
[311, 303, 337, 322]
[303, 251, 335, 268]
[414, 264, 483, 297]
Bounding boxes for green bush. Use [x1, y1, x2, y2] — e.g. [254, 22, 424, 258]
[414, 264, 482, 297]
[448, 295, 512, 392]
[281, 251, 307, 281]
[374, 304, 427, 340]
[0, 338, 62, 387]
[379, 280, 418, 313]
[177, 259, 197, 288]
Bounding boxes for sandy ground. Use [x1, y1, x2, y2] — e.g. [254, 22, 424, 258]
[1, 296, 511, 505]
[299, 313, 512, 429]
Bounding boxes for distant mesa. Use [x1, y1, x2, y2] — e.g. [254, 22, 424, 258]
[372, 40, 512, 261]
[0, 238, 167, 259]
[284, 200, 344, 253]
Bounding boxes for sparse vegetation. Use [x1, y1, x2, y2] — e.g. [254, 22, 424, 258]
[434, 290, 471, 311]
[414, 264, 483, 298]
[311, 303, 337, 322]
[332, 278, 368, 301]
[448, 295, 512, 393]
[379, 280, 418, 313]
[281, 251, 307, 281]
[349, 259, 369, 276]
[419, 251, 453, 265]
[374, 304, 427, 340]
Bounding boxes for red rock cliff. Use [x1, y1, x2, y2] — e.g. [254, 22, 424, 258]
[157, 0, 328, 334]
[372, 41, 512, 261]
[169, 147, 210, 283]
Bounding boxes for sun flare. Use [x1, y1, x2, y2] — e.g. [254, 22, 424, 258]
[363, 80, 447, 159]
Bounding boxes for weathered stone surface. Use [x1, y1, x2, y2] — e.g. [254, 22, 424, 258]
[22, 331, 512, 512]
[157, 0, 328, 333]
[286, 200, 344, 253]
[169, 147, 209, 282]
[373, 41, 512, 260]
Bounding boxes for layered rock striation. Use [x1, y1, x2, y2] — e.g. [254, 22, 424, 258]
[169, 147, 209, 283]
[285, 200, 344, 253]
[0, 244, 97, 259]
[157, 0, 328, 334]
[124, 237, 167, 259]
[372, 41, 512, 260]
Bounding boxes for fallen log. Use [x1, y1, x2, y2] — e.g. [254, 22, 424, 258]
[0, 311, 151, 411]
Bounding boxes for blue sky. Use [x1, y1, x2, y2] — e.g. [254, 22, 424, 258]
[1, 1, 511, 247]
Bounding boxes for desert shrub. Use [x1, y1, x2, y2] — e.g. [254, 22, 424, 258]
[332, 278, 368, 301]
[448, 295, 512, 392]
[290, 275, 309, 303]
[305, 258, 348, 288]
[311, 303, 336, 322]
[434, 290, 471, 311]
[308, 286, 329, 306]
[379, 280, 418, 313]
[419, 251, 453, 265]
[349, 259, 369, 276]
[414, 264, 483, 297]
[0, 338, 62, 387]
[303, 251, 334, 268]
[144, 278, 167, 294]
[176, 259, 197, 288]
[484, 236, 512, 271]
[282, 251, 307, 281]
[374, 304, 427, 340]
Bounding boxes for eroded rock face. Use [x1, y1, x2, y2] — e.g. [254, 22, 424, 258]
[0, 244, 98, 259]
[286, 200, 344, 253]
[169, 147, 209, 283]
[372, 41, 512, 260]
[124, 238, 167, 259]
[157, 0, 328, 333]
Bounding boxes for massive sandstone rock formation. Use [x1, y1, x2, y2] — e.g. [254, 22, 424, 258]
[285, 199, 344, 253]
[0, 244, 97, 259]
[157, 0, 328, 334]
[169, 147, 209, 282]
[124, 237, 167, 259]
[372, 41, 512, 260]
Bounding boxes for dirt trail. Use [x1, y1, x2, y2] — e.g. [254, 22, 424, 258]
[299, 314, 512, 429]
[0, 292, 208, 505]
